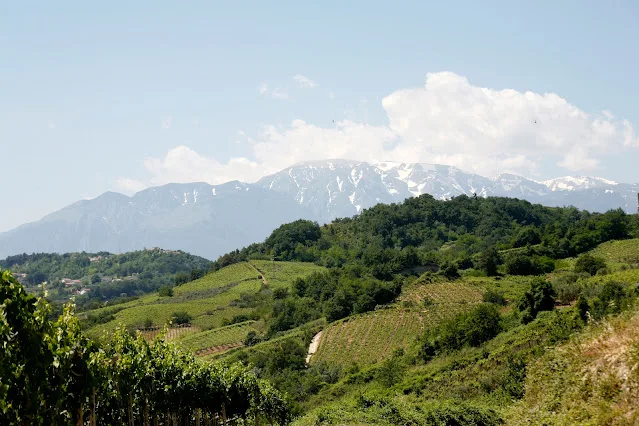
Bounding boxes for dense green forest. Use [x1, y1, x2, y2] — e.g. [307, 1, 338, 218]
[211, 195, 635, 332]
[0, 249, 211, 308]
[216, 194, 633, 271]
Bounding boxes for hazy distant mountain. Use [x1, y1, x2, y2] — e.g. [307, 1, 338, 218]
[1, 160, 637, 259]
[0, 182, 314, 260]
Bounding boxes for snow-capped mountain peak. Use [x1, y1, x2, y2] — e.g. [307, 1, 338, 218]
[1, 158, 637, 260]
[542, 176, 619, 192]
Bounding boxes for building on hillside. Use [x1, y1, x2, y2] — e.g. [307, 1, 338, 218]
[61, 278, 82, 286]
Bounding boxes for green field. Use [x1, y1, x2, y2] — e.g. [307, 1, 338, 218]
[251, 260, 325, 288]
[84, 260, 325, 354]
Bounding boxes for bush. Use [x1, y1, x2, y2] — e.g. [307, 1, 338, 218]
[477, 248, 501, 276]
[377, 356, 406, 387]
[589, 281, 629, 320]
[158, 285, 174, 297]
[574, 254, 607, 276]
[273, 287, 289, 300]
[482, 290, 507, 306]
[440, 262, 460, 279]
[505, 254, 537, 276]
[172, 311, 192, 325]
[552, 273, 584, 303]
[244, 331, 262, 346]
[505, 254, 554, 276]
[513, 226, 541, 248]
[517, 278, 556, 324]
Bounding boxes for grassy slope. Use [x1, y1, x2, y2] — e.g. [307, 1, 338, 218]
[84, 261, 325, 352]
[507, 306, 639, 425]
[292, 239, 639, 425]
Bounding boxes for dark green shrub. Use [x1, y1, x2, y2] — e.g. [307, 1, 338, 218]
[477, 248, 501, 276]
[172, 311, 192, 325]
[574, 254, 607, 276]
[482, 290, 507, 306]
[517, 278, 556, 323]
[158, 285, 174, 297]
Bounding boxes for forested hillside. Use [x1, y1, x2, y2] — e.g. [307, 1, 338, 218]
[217, 194, 633, 271]
[0, 249, 211, 307]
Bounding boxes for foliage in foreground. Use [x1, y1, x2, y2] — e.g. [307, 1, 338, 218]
[0, 269, 289, 425]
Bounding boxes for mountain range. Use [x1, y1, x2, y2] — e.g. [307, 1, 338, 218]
[2, 160, 637, 259]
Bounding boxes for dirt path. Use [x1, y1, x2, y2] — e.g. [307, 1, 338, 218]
[306, 331, 323, 364]
[248, 262, 269, 286]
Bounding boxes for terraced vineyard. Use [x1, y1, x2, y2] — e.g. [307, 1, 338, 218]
[83, 261, 325, 355]
[250, 260, 325, 289]
[312, 280, 483, 366]
[139, 324, 199, 342]
[178, 321, 258, 354]
[399, 282, 483, 305]
[589, 238, 639, 267]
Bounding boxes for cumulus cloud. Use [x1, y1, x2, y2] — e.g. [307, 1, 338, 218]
[293, 74, 318, 89]
[141, 146, 266, 186]
[124, 72, 637, 186]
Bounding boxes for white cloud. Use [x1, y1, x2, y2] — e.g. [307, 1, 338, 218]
[293, 74, 318, 89]
[115, 178, 148, 195]
[258, 82, 290, 100]
[623, 119, 639, 147]
[124, 72, 638, 186]
[141, 146, 266, 186]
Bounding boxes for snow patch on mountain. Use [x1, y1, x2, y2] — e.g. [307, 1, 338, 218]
[543, 176, 619, 192]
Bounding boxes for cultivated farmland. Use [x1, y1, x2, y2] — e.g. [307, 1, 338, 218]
[311, 279, 484, 366]
[83, 260, 325, 355]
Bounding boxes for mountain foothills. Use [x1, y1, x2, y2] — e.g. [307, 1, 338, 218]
[1, 160, 638, 259]
[4, 194, 639, 424]
[0, 249, 211, 310]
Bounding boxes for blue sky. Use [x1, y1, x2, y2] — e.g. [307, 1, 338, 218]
[1, 1, 638, 232]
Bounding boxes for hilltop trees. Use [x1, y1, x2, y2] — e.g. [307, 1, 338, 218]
[264, 220, 322, 260]
[215, 196, 633, 280]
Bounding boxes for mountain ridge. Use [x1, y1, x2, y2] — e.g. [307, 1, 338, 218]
[2, 160, 637, 259]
